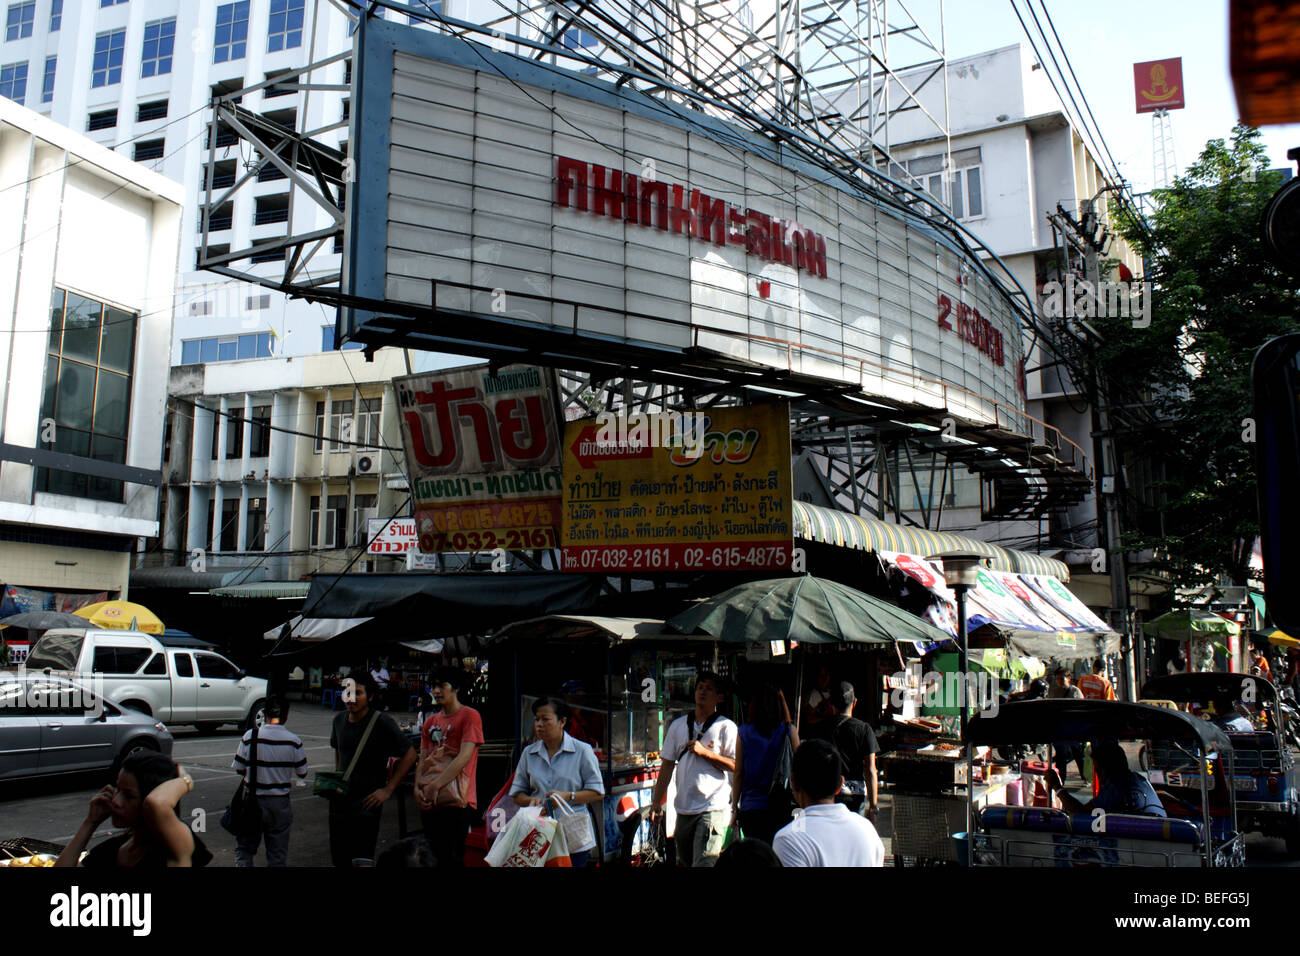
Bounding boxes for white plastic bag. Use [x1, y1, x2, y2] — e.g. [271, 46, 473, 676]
[484, 806, 572, 867]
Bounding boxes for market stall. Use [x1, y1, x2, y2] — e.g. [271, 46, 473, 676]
[484, 614, 730, 863]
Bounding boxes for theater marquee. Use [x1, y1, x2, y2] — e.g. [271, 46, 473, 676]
[346, 21, 1030, 433]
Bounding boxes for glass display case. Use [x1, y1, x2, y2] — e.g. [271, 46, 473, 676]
[521, 695, 665, 772]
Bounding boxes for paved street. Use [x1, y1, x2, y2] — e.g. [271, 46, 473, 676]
[0, 703, 422, 867]
[4, 702, 1297, 867]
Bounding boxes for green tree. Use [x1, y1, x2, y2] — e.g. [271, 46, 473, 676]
[1108, 124, 1300, 587]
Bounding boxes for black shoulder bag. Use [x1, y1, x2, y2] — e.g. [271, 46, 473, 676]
[221, 726, 261, 835]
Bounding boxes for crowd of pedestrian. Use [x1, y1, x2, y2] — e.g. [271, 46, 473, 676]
[53, 663, 894, 868]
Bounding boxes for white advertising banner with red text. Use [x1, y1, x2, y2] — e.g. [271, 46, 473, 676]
[880, 551, 1110, 641]
[395, 364, 563, 553]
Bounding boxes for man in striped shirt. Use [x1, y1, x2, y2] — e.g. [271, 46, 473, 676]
[231, 696, 309, 866]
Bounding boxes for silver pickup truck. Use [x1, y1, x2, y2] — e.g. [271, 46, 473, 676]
[23, 628, 267, 733]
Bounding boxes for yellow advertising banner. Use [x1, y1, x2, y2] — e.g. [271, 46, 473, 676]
[560, 403, 793, 572]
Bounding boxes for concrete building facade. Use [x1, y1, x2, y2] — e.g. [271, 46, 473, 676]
[0, 95, 182, 602]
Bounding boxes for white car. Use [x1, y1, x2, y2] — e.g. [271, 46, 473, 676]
[23, 629, 267, 733]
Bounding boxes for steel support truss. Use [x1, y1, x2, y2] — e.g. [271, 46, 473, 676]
[196, 0, 1091, 528]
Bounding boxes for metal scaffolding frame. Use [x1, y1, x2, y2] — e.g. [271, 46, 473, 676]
[195, 0, 1091, 531]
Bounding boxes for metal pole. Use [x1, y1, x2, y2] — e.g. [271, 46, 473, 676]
[957, 583, 972, 848]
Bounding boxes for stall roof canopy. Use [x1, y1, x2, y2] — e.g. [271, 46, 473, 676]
[967, 699, 1232, 751]
[793, 501, 1069, 581]
[130, 567, 269, 590]
[301, 572, 603, 621]
[1141, 672, 1278, 704]
[489, 615, 669, 643]
[211, 582, 311, 599]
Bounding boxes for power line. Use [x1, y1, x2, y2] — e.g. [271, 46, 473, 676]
[170, 392, 407, 454]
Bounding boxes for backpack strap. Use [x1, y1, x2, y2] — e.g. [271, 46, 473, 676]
[342, 711, 381, 784]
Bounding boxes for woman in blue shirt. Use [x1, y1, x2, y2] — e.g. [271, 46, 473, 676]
[731, 684, 800, 845]
[510, 696, 605, 866]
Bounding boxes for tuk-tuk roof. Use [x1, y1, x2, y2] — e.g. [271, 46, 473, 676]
[967, 699, 1233, 752]
[1140, 672, 1277, 704]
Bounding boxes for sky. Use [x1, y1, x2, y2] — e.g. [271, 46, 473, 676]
[937, 0, 1300, 193]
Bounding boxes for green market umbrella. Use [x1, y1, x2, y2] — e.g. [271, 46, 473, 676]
[666, 574, 954, 646]
[1142, 608, 1241, 642]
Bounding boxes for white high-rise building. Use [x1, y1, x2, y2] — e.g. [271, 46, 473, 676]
[0, 0, 432, 365]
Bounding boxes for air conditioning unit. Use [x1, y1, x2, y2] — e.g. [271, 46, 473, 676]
[357, 455, 376, 474]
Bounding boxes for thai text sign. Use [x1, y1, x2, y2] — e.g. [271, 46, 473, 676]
[1134, 58, 1185, 112]
[395, 364, 562, 553]
[561, 403, 793, 572]
[367, 517, 418, 554]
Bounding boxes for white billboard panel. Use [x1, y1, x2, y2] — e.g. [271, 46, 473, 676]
[348, 22, 1027, 431]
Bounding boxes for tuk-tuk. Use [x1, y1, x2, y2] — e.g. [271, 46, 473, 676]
[1140, 673, 1300, 856]
[967, 699, 1245, 867]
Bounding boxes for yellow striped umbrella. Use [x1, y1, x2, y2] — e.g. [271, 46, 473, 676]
[72, 601, 164, 634]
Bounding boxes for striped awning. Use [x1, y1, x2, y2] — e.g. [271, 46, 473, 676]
[793, 501, 1070, 582]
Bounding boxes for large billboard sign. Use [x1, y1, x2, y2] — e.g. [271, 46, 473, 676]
[345, 21, 1028, 433]
[1134, 58, 1186, 112]
[560, 403, 793, 572]
[395, 364, 563, 553]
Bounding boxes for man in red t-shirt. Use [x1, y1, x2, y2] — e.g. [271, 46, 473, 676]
[416, 667, 484, 867]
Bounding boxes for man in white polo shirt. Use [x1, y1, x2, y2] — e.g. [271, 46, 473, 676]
[650, 672, 737, 867]
[774, 738, 884, 867]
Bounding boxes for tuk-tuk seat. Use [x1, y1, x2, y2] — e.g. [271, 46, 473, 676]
[979, 806, 1071, 834]
[1066, 812, 1202, 845]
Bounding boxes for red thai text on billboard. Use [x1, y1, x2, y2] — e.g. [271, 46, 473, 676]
[555, 156, 829, 279]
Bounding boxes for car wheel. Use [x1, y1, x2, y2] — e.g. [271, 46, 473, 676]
[120, 700, 152, 717]
[111, 737, 159, 776]
[1286, 808, 1300, 859]
[195, 722, 222, 735]
[245, 699, 267, 731]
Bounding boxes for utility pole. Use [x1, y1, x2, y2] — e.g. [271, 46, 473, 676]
[1082, 227, 1135, 701]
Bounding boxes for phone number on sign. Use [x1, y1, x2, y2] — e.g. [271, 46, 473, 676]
[420, 527, 557, 552]
[561, 544, 790, 571]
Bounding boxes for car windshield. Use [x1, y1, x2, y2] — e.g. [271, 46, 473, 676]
[24, 632, 83, 671]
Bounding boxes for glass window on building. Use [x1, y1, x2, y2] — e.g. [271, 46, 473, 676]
[213, 1, 249, 63]
[309, 494, 347, 548]
[245, 496, 266, 551]
[219, 498, 238, 551]
[356, 396, 381, 449]
[0, 60, 26, 104]
[249, 404, 270, 456]
[141, 17, 175, 78]
[408, 0, 442, 23]
[949, 147, 983, 221]
[37, 289, 137, 502]
[91, 29, 126, 88]
[320, 323, 363, 352]
[100, 0, 129, 6]
[5, 2, 34, 41]
[209, 408, 220, 460]
[352, 493, 377, 546]
[48, 0, 59, 31]
[266, 0, 303, 52]
[224, 410, 243, 458]
[40, 54, 53, 102]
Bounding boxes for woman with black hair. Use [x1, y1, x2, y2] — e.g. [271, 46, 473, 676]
[55, 751, 212, 867]
[731, 683, 799, 845]
[508, 696, 604, 866]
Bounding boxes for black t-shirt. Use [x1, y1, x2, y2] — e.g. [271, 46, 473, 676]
[81, 831, 213, 868]
[330, 710, 413, 799]
[811, 716, 880, 783]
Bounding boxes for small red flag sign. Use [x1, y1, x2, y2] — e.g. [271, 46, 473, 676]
[1134, 58, 1185, 113]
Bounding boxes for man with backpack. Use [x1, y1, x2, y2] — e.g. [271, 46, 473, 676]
[650, 672, 738, 867]
[808, 682, 879, 820]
